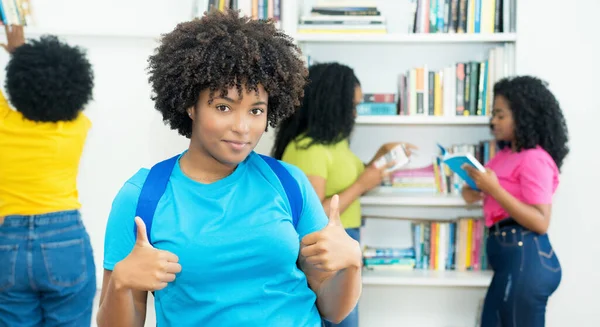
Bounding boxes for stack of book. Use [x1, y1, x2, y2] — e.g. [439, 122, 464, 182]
[298, 0, 386, 34]
[363, 246, 416, 271]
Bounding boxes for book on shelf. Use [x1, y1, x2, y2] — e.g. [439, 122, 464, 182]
[0, 0, 31, 26]
[377, 140, 496, 195]
[395, 45, 514, 118]
[362, 217, 490, 272]
[408, 0, 516, 34]
[299, 0, 387, 34]
[354, 46, 514, 118]
[192, 0, 281, 24]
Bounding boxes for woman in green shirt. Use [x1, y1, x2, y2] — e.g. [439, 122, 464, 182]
[272, 62, 414, 327]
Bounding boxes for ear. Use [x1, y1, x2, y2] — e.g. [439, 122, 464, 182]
[187, 106, 195, 120]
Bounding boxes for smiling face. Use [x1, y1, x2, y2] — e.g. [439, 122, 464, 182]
[490, 95, 516, 143]
[188, 84, 269, 166]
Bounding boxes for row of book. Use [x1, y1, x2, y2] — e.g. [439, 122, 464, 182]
[354, 46, 514, 117]
[363, 217, 490, 272]
[408, 0, 516, 34]
[192, 0, 281, 23]
[412, 217, 489, 271]
[381, 140, 497, 195]
[397, 45, 513, 117]
[298, 1, 386, 34]
[0, 0, 30, 26]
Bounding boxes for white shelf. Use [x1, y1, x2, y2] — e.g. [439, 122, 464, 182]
[294, 33, 517, 43]
[362, 269, 493, 287]
[361, 192, 481, 207]
[10, 26, 165, 39]
[356, 115, 491, 125]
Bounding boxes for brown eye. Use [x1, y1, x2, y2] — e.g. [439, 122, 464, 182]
[250, 108, 264, 116]
[216, 105, 230, 112]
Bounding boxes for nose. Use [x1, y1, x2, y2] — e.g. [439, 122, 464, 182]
[231, 111, 250, 134]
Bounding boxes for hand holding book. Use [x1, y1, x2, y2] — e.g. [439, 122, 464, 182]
[462, 164, 501, 196]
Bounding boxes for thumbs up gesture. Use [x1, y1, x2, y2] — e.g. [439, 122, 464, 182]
[113, 217, 182, 291]
[300, 195, 362, 272]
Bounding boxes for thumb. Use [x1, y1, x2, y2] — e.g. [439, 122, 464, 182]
[134, 217, 151, 246]
[327, 195, 342, 227]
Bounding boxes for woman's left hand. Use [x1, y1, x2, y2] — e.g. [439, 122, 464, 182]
[463, 165, 500, 196]
[300, 195, 362, 272]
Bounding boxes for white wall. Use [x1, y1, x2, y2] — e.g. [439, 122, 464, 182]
[514, 0, 600, 325]
[6, 0, 597, 326]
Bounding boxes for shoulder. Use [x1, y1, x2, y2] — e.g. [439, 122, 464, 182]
[520, 147, 557, 170]
[111, 168, 150, 206]
[248, 153, 312, 193]
[279, 160, 311, 185]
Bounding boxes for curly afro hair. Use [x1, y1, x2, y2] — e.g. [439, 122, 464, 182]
[6, 35, 94, 122]
[147, 8, 308, 138]
[494, 75, 570, 170]
[271, 62, 360, 159]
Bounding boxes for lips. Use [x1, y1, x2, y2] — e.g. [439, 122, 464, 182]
[223, 140, 250, 151]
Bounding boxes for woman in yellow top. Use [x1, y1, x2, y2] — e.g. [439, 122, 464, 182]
[272, 62, 414, 327]
[0, 26, 96, 327]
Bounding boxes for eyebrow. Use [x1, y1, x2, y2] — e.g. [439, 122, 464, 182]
[216, 96, 267, 106]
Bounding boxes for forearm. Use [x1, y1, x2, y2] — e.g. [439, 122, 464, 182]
[322, 182, 365, 215]
[97, 275, 145, 327]
[490, 187, 548, 234]
[316, 266, 362, 323]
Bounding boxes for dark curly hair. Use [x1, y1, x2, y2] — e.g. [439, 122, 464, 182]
[5, 35, 94, 122]
[147, 9, 308, 138]
[494, 75, 570, 170]
[271, 62, 360, 159]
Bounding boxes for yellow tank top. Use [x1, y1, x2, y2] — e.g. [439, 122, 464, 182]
[0, 90, 91, 216]
[282, 136, 365, 229]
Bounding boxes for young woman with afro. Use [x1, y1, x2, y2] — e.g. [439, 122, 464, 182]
[461, 76, 569, 326]
[98, 9, 362, 327]
[0, 26, 96, 326]
[271, 62, 416, 327]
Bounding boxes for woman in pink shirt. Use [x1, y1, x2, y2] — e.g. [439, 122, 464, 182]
[462, 76, 569, 326]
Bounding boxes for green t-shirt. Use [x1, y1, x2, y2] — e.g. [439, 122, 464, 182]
[281, 136, 365, 229]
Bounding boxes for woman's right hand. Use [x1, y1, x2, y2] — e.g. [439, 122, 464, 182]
[113, 217, 182, 291]
[461, 185, 484, 204]
[356, 162, 394, 193]
[1, 25, 24, 53]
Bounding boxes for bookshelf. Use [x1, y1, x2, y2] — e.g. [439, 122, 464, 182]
[356, 115, 491, 125]
[361, 192, 482, 207]
[363, 269, 492, 287]
[291, 0, 516, 326]
[294, 32, 517, 43]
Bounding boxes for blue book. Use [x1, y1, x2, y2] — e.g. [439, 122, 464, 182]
[437, 143, 486, 191]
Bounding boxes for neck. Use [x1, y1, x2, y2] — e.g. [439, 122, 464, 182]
[179, 143, 237, 184]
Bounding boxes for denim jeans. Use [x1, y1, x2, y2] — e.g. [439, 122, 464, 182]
[481, 220, 561, 327]
[323, 227, 360, 327]
[0, 210, 96, 327]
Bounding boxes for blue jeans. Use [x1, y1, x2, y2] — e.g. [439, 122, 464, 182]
[0, 210, 96, 327]
[323, 227, 360, 327]
[481, 220, 561, 327]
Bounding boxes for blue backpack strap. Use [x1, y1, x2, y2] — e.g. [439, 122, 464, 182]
[258, 154, 303, 229]
[133, 154, 180, 244]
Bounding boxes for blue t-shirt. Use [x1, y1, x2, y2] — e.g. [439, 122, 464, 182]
[103, 151, 329, 326]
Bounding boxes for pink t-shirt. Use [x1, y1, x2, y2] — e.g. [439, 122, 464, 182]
[483, 146, 559, 227]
